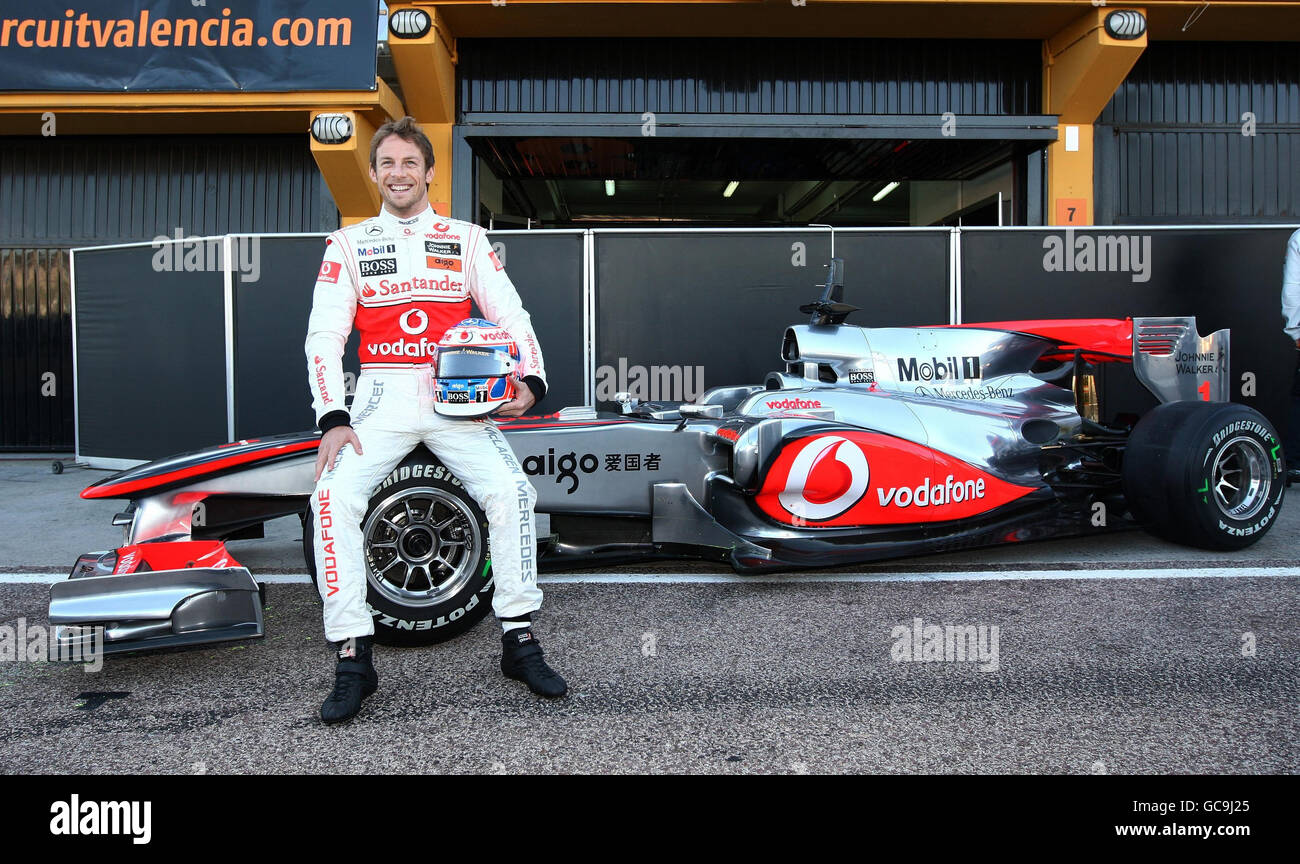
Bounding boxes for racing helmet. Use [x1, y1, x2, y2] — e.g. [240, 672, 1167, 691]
[433, 318, 520, 417]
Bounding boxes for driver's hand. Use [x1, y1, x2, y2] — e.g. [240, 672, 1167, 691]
[494, 380, 536, 418]
[315, 425, 363, 483]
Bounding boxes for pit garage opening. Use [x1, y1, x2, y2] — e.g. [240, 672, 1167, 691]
[468, 133, 1049, 228]
[453, 37, 1056, 229]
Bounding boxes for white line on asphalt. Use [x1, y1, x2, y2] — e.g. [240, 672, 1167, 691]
[4, 567, 1299, 585]
[538, 567, 1300, 584]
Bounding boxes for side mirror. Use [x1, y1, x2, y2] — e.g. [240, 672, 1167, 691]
[678, 404, 724, 419]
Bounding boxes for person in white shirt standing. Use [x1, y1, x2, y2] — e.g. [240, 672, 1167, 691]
[306, 117, 566, 724]
[1281, 228, 1300, 485]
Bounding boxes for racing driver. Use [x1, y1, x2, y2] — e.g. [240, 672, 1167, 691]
[306, 116, 566, 724]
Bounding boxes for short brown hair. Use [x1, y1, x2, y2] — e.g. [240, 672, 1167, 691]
[369, 116, 435, 172]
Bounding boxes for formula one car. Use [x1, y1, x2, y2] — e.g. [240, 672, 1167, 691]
[51, 260, 1285, 655]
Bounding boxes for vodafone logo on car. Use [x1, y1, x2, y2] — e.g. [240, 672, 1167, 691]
[878, 474, 986, 508]
[757, 430, 1036, 527]
[765, 397, 822, 411]
[777, 436, 870, 520]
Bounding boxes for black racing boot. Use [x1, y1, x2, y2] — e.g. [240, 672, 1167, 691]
[320, 636, 378, 724]
[501, 628, 568, 698]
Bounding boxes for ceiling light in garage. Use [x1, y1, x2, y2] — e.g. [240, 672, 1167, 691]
[723, 181, 740, 198]
[872, 181, 900, 202]
[311, 113, 354, 145]
[1104, 10, 1147, 39]
[389, 8, 432, 39]
[605, 180, 616, 196]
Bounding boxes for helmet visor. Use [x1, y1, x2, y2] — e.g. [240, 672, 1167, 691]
[437, 347, 514, 379]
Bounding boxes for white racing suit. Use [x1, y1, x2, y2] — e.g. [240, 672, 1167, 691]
[306, 205, 546, 642]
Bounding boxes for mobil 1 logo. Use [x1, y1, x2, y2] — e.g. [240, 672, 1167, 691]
[897, 355, 981, 382]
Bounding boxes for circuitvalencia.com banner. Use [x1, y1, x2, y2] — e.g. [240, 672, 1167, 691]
[0, 0, 377, 92]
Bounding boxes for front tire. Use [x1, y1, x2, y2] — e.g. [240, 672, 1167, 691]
[304, 451, 495, 646]
[1122, 401, 1284, 550]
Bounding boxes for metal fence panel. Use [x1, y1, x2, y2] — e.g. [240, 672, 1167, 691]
[73, 244, 227, 462]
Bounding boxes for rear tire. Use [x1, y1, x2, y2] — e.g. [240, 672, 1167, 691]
[304, 451, 495, 646]
[1122, 401, 1284, 550]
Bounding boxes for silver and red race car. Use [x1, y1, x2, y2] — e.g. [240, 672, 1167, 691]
[51, 260, 1286, 654]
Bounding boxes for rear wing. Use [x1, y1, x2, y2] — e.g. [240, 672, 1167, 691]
[1131, 316, 1230, 404]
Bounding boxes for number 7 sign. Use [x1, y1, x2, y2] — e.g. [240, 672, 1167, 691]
[1054, 198, 1088, 225]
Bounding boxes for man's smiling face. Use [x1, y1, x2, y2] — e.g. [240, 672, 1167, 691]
[370, 135, 435, 218]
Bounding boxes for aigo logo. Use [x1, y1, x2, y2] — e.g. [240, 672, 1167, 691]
[777, 436, 869, 521]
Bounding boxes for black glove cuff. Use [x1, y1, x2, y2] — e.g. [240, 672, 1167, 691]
[318, 410, 352, 434]
[523, 376, 547, 405]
